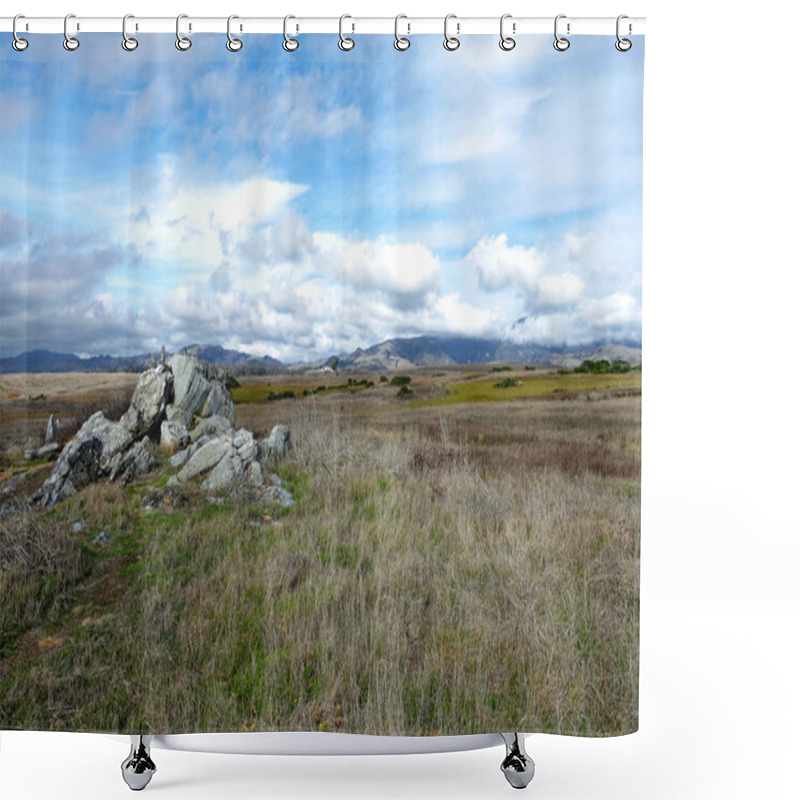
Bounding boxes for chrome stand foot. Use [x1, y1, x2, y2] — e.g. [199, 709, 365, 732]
[121, 735, 156, 791]
[500, 733, 535, 790]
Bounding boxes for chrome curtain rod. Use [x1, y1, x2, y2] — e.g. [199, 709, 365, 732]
[0, 16, 645, 36]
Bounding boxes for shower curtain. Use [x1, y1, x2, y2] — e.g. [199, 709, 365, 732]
[0, 30, 643, 739]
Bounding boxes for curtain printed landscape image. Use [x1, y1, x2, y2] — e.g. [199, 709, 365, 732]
[0, 34, 643, 736]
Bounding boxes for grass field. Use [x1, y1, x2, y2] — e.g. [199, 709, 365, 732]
[0, 364, 640, 736]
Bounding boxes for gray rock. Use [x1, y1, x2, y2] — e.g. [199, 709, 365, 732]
[169, 448, 191, 469]
[108, 438, 155, 483]
[45, 414, 59, 444]
[165, 403, 190, 426]
[201, 452, 244, 491]
[191, 414, 234, 440]
[160, 420, 189, 451]
[91, 530, 109, 548]
[264, 485, 294, 508]
[39, 436, 103, 507]
[80, 413, 134, 470]
[258, 424, 291, 467]
[233, 428, 258, 463]
[120, 364, 174, 440]
[177, 438, 233, 482]
[246, 460, 263, 487]
[73, 521, 84, 533]
[168, 354, 236, 426]
[24, 442, 60, 461]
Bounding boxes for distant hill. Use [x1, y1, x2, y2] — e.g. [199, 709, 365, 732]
[331, 336, 641, 372]
[0, 338, 640, 374]
[0, 345, 284, 374]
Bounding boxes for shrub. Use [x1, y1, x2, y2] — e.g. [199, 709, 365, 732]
[494, 377, 522, 389]
[390, 375, 412, 386]
[396, 385, 414, 399]
[524, 365, 537, 371]
[379, 375, 388, 383]
[491, 366, 513, 372]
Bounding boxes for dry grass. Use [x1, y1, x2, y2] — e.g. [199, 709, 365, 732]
[0, 372, 137, 455]
[0, 376, 639, 737]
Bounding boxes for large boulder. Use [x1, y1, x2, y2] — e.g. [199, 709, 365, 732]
[167, 354, 235, 427]
[80, 411, 134, 470]
[201, 451, 245, 491]
[39, 436, 103, 507]
[108, 438, 155, 484]
[120, 364, 174, 440]
[176, 437, 233, 483]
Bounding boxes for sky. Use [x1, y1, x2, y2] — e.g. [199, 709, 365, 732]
[0, 33, 643, 362]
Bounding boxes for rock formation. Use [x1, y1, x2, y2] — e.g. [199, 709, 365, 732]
[35, 356, 290, 507]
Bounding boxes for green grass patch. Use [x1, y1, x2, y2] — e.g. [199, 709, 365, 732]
[412, 371, 642, 407]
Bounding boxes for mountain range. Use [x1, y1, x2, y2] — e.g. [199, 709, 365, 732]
[0, 338, 641, 374]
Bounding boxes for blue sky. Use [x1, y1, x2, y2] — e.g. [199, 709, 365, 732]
[0, 33, 643, 361]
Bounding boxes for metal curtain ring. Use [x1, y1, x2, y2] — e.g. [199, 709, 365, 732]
[554, 14, 570, 51]
[443, 14, 460, 51]
[283, 15, 299, 51]
[63, 13, 79, 51]
[499, 14, 515, 51]
[339, 14, 354, 50]
[394, 14, 410, 51]
[176, 13, 192, 51]
[227, 15, 242, 51]
[616, 14, 632, 51]
[12, 14, 28, 51]
[122, 14, 138, 51]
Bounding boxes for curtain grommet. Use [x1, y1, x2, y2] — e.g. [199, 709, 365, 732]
[176, 14, 192, 51]
[12, 15, 28, 51]
[499, 14, 516, 51]
[63, 13, 79, 51]
[443, 14, 460, 51]
[615, 15, 632, 51]
[554, 15, 570, 51]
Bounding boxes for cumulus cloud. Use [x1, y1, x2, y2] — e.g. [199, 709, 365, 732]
[468, 234, 547, 293]
[313, 233, 441, 306]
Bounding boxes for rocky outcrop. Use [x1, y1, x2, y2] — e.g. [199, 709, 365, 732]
[119, 363, 173, 439]
[38, 436, 104, 506]
[35, 355, 289, 507]
[168, 423, 290, 496]
[166, 354, 235, 427]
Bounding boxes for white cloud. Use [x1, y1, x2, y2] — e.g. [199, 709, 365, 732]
[538, 272, 586, 307]
[467, 234, 547, 293]
[313, 233, 440, 302]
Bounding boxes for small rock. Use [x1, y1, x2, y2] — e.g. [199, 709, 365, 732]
[258, 424, 291, 467]
[73, 521, 84, 533]
[24, 442, 60, 461]
[246, 461, 263, 487]
[169, 448, 191, 469]
[91, 530, 109, 548]
[45, 414, 59, 444]
[160, 420, 189, 451]
[191, 414, 234, 440]
[264, 485, 294, 508]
